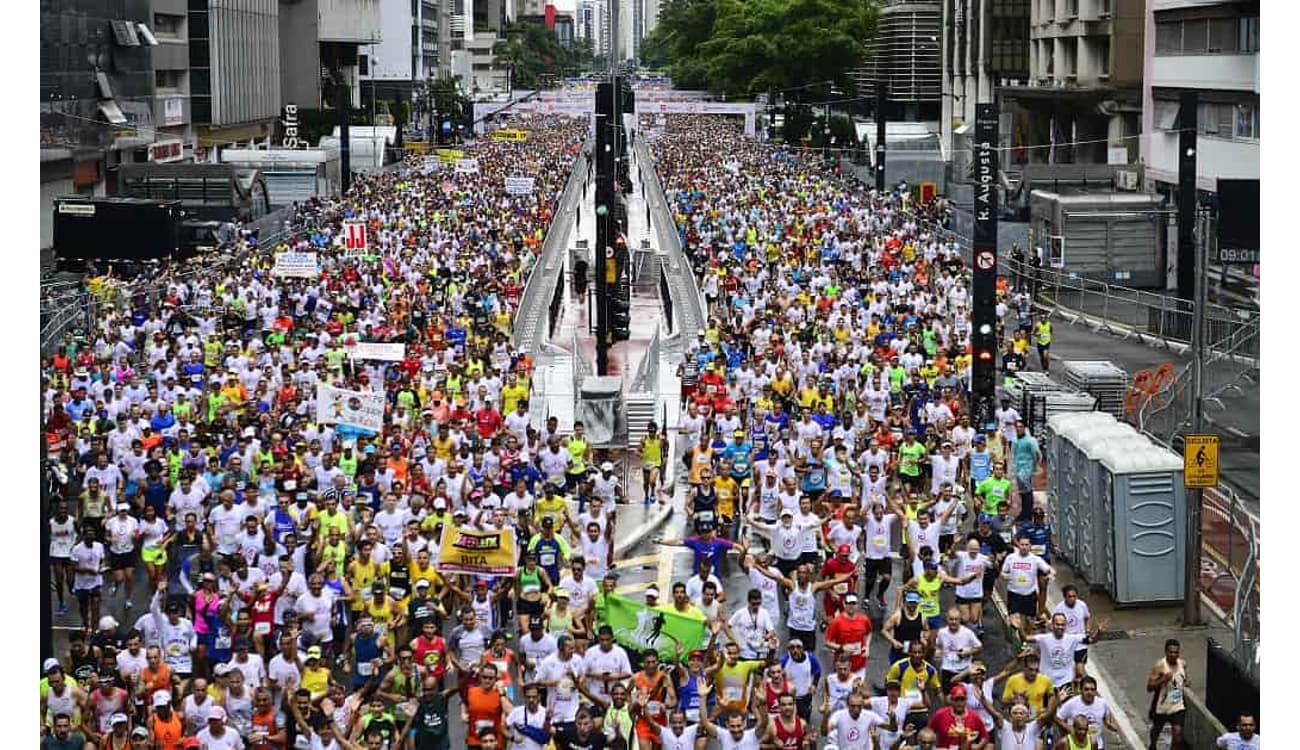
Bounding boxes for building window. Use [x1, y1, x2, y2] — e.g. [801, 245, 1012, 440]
[153, 13, 185, 38]
[1208, 18, 1237, 53]
[1155, 17, 1247, 55]
[1153, 99, 1179, 130]
[359, 54, 369, 75]
[1238, 16, 1258, 53]
[1155, 21, 1181, 54]
[1097, 37, 1110, 76]
[155, 69, 185, 92]
[1234, 103, 1259, 139]
[1198, 102, 1235, 137]
[1181, 19, 1208, 53]
[1066, 0, 1078, 17]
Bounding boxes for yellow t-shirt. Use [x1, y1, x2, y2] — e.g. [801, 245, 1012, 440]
[1001, 673, 1055, 717]
[713, 476, 739, 518]
[501, 384, 529, 414]
[301, 665, 332, 698]
[716, 660, 763, 710]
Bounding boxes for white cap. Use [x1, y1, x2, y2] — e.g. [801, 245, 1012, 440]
[110, 713, 129, 726]
[241, 426, 256, 438]
[645, 586, 660, 598]
[207, 706, 227, 721]
[99, 615, 119, 630]
[152, 690, 172, 706]
[43, 657, 62, 673]
[601, 461, 614, 472]
[116, 502, 131, 512]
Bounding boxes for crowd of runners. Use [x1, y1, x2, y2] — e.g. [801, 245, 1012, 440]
[37, 99, 1257, 750]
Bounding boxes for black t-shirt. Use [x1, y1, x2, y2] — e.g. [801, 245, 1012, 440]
[412, 694, 450, 750]
[555, 727, 608, 750]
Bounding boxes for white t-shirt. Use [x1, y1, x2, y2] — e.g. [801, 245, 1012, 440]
[582, 644, 631, 701]
[537, 653, 585, 722]
[1215, 732, 1261, 750]
[71, 542, 106, 590]
[1057, 695, 1112, 749]
[659, 724, 700, 750]
[936, 625, 982, 674]
[995, 719, 1044, 750]
[506, 704, 549, 750]
[104, 515, 140, 554]
[1052, 599, 1091, 640]
[728, 606, 776, 658]
[952, 552, 991, 600]
[1001, 552, 1051, 596]
[827, 708, 888, 750]
[717, 728, 760, 750]
[195, 727, 245, 750]
[1032, 632, 1088, 687]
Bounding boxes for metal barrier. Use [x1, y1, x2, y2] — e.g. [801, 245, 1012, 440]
[636, 137, 708, 337]
[1007, 256, 1260, 363]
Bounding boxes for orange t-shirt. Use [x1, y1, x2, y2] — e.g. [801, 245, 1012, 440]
[150, 712, 184, 750]
[464, 685, 504, 747]
[250, 708, 284, 750]
[140, 664, 172, 699]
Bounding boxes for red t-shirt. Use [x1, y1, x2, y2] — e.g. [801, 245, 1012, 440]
[926, 707, 988, 748]
[825, 612, 873, 671]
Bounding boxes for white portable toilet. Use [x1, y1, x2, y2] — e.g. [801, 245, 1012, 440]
[1099, 444, 1187, 605]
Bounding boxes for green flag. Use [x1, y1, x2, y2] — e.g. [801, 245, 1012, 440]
[605, 594, 709, 661]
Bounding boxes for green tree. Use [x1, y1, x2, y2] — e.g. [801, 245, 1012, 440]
[493, 22, 590, 89]
[645, 0, 878, 97]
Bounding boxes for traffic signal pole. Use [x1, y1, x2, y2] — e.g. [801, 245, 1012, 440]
[971, 103, 999, 429]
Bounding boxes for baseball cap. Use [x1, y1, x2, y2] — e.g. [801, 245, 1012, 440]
[904, 591, 921, 603]
[132, 727, 150, 740]
[844, 593, 860, 604]
[153, 691, 172, 707]
[43, 657, 62, 674]
[836, 543, 851, 555]
[99, 615, 119, 630]
[923, 560, 939, 570]
[949, 684, 968, 698]
[116, 502, 131, 512]
[977, 513, 994, 525]
[213, 663, 230, 676]
[306, 646, 323, 660]
[554, 587, 570, 598]
[207, 706, 227, 721]
[601, 461, 614, 472]
[780, 508, 793, 517]
[415, 579, 431, 589]
[110, 713, 129, 726]
[973, 434, 987, 443]
[645, 586, 660, 598]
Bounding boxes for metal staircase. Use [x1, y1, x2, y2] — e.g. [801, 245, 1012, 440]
[625, 393, 658, 446]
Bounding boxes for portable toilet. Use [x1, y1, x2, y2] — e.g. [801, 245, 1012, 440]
[1065, 421, 1136, 583]
[1076, 429, 1151, 591]
[1099, 444, 1187, 605]
[1053, 414, 1120, 567]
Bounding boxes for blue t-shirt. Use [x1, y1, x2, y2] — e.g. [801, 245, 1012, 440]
[682, 536, 735, 572]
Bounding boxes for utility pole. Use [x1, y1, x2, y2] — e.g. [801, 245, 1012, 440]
[971, 102, 999, 429]
[1176, 91, 1198, 303]
[40, 420, 53, 663]
[875, 82, 887, 192]
[1183, 204, 1208, 627]
[338, 81, 352, 195]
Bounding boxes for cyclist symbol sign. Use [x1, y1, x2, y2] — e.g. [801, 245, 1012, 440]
[976, 250, 995, 270]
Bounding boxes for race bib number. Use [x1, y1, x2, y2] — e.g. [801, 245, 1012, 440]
[389, 586, 406, 600]
[540, 553, 556, 567]
[1031, 544, 1047, 556]
[872, 535, 887, 549]
[254, 622, 272, 635]
[697, 511, 715, 523]
[1015, 573, 1030, 587]
[215, 635, 232, 650]
[358, 661, 374, 676]
[843, 643, 861, 655]
[833, 582, 849, 595]
[724, 687, 743, 703]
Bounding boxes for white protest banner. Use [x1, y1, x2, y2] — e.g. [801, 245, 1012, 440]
[454, 158, 480, 175]
[343, 220, 368, 257]
[348, 342, 406, 362]
[422, 156, 440, 174]
[273, 252, 319, 278]
[316, 383, 386, 431]
[504, 176, 536, 195]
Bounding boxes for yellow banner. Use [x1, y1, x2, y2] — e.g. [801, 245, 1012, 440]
[490, 129, 529, 142]
[436, 526, 518, 576]
[436, 148, 465, 164]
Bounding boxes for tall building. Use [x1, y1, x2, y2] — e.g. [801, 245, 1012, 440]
[853, 1, 943, 120]
[40, 0, 155, 244]
[1140, 0, 1258, 196]
[360, 0, 442, 104]
[279, 0, 383, 111]
[156, 0, 281, 153]
[994, 0, 1144, 169]
[938, 0, 1031, 153]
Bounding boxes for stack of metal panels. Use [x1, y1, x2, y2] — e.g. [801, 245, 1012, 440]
[1061, 360, 1129, 418]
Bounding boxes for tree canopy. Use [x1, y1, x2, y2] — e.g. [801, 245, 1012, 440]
[493, 23, 593, 90]
[641, 0, 879, 97]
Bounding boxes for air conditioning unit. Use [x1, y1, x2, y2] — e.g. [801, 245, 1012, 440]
[1115, 169, 1138, 191]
